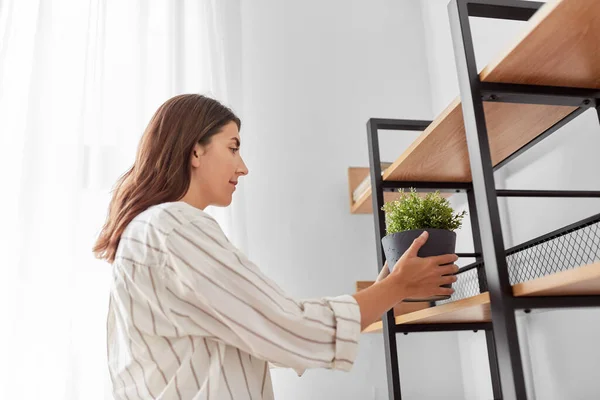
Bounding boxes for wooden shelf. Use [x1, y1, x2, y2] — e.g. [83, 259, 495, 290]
[348, 167, 453, 214]
[363, 293, 491, 333]
[480, 0, 600, 89]
[513, 262, 600, 297]
[348, 167, 404, 214]
[349, 0, 600, 214]
[363, 262, 600, 333]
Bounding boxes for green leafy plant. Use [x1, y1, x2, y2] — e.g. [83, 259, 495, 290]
[381, 188, 466, 235]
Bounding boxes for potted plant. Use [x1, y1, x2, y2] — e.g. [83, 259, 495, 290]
[381, 188, 466, 302]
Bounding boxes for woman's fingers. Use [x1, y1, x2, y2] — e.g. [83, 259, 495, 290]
[432, 253, 459, 266]
[438, 264, 460, 276]
[436, 287, 455, 296]
[403, 231, 429, 258]
[441, 275, 458, 285]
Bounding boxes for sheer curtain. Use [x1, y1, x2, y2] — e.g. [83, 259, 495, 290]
[0, 1, 244, 399]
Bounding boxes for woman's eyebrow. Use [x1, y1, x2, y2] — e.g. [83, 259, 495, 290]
[231, 137, 240, 147]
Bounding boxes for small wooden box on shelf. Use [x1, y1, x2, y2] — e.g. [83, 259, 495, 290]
[347, 165, 403, 214]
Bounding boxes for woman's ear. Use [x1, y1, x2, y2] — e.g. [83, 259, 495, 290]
[190, 143, 204, 167]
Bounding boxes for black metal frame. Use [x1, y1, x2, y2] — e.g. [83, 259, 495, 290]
[448, 0, 600, 399]
[365, 1, 600, 399]
[367, 119, 503, 400]
[396, 322, 492, 333]
[367, 119, 427, 400]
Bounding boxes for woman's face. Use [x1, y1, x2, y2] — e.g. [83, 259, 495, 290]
[191, 121, 248, 208]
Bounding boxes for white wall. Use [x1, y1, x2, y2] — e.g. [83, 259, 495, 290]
[239, 1, 466, 399]
[420, 0, 600, 399]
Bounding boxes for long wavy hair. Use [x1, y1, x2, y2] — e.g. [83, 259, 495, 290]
[93, 94, 241, 263]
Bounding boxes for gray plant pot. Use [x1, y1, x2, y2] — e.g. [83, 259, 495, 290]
[382, 228, 456, 302]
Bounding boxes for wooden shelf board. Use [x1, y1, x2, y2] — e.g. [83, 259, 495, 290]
[355, 0, 600, 190]
[481, 0, 600, 89]
[363, 293, 491, 333]
[513, 262, 600, 297]
[363, 262, 600, 333]
[348, 166, 454, 214]
[350, 188, 404, 215]
[348, 167, 405, 214]
[381, 101, 574, 183]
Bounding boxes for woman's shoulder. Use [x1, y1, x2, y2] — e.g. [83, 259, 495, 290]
[117, 202, 216, 265]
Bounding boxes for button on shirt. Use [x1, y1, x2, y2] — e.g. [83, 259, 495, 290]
[107, 201, 362, 399]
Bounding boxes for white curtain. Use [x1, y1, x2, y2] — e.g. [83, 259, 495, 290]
[0, 1, 244, 399]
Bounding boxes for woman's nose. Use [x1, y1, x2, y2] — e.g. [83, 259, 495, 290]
[238, 158, 249, 176]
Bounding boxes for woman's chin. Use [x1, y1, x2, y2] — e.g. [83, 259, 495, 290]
[212, 195, 233, 208]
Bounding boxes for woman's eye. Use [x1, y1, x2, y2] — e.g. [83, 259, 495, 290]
[231, 147, 240, 154]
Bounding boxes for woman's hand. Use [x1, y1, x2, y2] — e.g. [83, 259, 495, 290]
[353, 231, 458, 331]
[388, 231, 458, 300]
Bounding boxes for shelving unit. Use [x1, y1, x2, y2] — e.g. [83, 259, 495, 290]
[355, 1, 600, 399]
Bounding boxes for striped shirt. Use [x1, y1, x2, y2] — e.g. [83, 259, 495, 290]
[107, 201, 362, 400]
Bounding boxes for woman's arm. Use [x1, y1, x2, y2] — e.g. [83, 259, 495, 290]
[162, 218, 457, 374]
[163, 216, 363, 376]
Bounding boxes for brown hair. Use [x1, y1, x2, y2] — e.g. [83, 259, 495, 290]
[93, 94, 241, 263]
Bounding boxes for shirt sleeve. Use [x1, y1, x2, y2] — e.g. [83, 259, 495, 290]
[162, 216, 362, 376]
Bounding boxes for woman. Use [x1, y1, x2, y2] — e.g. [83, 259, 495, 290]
[94, 94, 458, 400]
